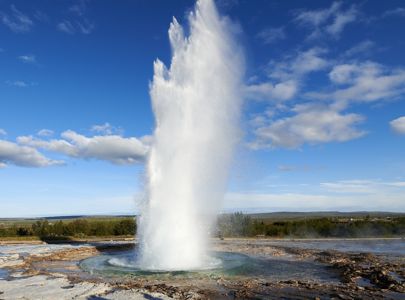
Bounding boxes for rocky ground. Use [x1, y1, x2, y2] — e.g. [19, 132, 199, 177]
[0, 239, 404, 299]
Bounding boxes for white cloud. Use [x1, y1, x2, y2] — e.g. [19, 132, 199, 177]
[257, 27, 286, 44]
[18, 130, 149, 165]
[18, 54, 36, 64]
[390, 116, 405, 134]
[294, 2, 357, 39]
[244, 80, 297, 102]
[250, 104, 365, 149]
[269, 47, 329, 80]
[309, 62, 405, 105]
[0, 129, 6, 136]
[245, 48, 328, 102]
[0, 140, 63, 168]
[0, 5, 33, 33]
[37, 129, 54, 137]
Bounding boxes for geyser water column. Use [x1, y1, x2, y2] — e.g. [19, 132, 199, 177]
[138, 0, 244, 270]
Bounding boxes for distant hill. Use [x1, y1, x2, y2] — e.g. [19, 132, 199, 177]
[248, 211, 405, 221]
[1, 211, 405, 223]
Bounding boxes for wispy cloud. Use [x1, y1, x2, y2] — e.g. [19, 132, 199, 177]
[320, 179, 405, 194]
[257, 26, 286, 44]
[37, 129, 54, 137]
[0, 5, 33, 33]
[57, 20, 75, 34]
[91, 123, 123, 135]
[18, 54, 36, 64]
[294, 2, 358, 39]
[343, 40, 375, 57]
[390, 116, 405, 134]
[5, 80, 35, 88]
[0, 129, 7, 136]
[58, 1, 95, 35]
[382, 7, 405, 18]
[57, 18, 94, 35]
[224, 190, 405, 212]
[69, 0, 87, 16]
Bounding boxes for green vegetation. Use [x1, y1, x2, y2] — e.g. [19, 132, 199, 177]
[1, 213, 405, 240]
[217, 212, 405, 238]
[0, 217, 136, 240]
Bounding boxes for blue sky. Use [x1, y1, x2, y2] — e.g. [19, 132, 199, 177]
[1, 0, 405, 217]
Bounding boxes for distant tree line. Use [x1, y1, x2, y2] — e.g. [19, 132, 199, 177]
[1, 213, 405, 239]
[217, 213, 405, 238]
[0, 218, 136, 239]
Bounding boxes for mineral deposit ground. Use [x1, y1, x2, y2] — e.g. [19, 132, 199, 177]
[0, 238, 404, 299]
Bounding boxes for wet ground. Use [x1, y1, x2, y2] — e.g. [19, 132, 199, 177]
[0, 238, 404, 299]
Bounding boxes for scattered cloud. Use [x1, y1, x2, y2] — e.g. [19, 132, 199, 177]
[343, 40, 375, 57]
[0, 129, 6, 136]
[244, 80, 297, 102]
[0, 5, 33, 33]
[18, 130, 149, 165]
[268, 47, 329, 80]
[257, 27, 286, 44]
[5, 80, 35, 88]
[18, 54, 36, 64]
[294, 2, 358, 39]
[308, 62, 405, 106]
[277, 165, 319, 172]
[58, 1, 94, 35]
[383, 7, 405, 18]
[57, 18, 94, 35]
[69, 0, 87, 16]
[33, 10, 49, 22]
[37, 129, 54, 137]
[0, 140, 63, 168]
[76, 19, 94, 34]
[91, 123, 122, 135]
[321, 179, 405, 194]
[325, 6, 357, 37]
[250, 104, 365, 149]
[390, 116, 405, 134]
[245, 47, 329, 102]
[224, 190, 405, 212]
[57, 20, 75, 34]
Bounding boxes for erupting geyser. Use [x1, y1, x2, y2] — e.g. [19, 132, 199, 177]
[137, 0, 244, 270]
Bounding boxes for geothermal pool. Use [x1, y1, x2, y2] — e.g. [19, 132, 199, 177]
[79, 249, 339, 283]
